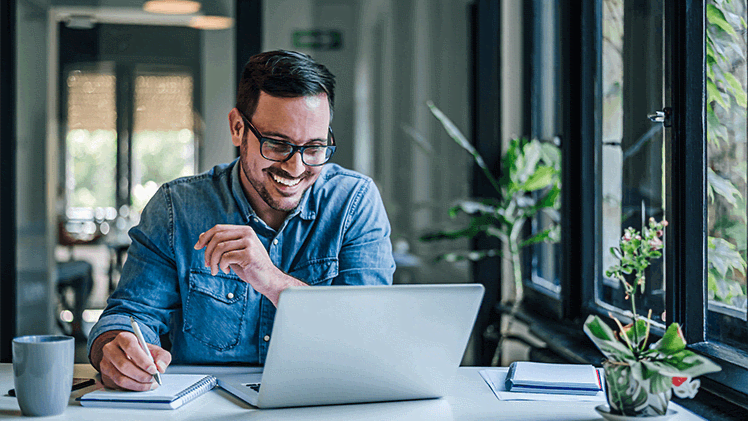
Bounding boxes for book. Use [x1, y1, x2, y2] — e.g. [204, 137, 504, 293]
[78, 374, 216, 409]
[504, 362, 602, 395]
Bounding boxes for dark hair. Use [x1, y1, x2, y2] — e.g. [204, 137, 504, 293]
[236, 50, 336, 122]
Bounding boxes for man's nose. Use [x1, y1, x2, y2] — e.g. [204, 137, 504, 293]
[280, 151, 306, 177]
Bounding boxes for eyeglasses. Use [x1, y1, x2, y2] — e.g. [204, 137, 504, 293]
[237, 109, 336, 167]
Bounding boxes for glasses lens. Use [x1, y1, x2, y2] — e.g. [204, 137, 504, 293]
[261, 139, 293, 161]
[302, 146, 331, 166]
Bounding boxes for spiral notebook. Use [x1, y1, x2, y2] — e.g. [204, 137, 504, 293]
[79, 374, 216, 409]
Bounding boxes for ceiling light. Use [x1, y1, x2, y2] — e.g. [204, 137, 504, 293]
[189, 15, 234, 30]
[189, 2, 233, 30]
[143, 0, 201, 15]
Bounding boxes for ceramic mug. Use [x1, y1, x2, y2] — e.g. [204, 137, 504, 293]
[12, 335, 75, 416]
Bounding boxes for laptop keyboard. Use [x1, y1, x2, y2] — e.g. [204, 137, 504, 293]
[242, 382, 261, 392]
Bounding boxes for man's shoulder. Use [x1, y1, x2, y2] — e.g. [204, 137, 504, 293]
[161, 160, 235, 194]
[315, 163, 373, 191]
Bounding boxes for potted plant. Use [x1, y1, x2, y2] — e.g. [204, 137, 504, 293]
[416, 102, 561, 364]
[584, 218, 721, 417]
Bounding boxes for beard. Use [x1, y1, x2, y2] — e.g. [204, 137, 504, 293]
[239, 135, 314, 213]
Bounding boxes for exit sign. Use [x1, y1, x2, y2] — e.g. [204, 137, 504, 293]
[292, 30, 342, 50]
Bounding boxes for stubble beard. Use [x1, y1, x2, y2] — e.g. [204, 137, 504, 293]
[239, 138, 312, 213]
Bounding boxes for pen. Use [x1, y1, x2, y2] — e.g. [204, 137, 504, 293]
[130, 316, 163, 386]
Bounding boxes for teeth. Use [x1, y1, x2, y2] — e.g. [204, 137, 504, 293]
[271, 173, 301, 187]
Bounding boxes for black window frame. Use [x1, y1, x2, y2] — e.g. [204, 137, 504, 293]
[524, 0, 748, 408]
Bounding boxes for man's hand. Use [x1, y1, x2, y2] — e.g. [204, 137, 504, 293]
[194, 224, 305, 305]
[90, 330, 171, 391]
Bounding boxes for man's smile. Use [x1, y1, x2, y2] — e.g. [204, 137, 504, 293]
[270, 172, 302, 187]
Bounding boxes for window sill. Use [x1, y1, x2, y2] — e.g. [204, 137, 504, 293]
[501, 303, 748, 421]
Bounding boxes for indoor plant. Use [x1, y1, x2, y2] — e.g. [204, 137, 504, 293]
[417, 102, 561, 365]
[584, 218, 721, 417]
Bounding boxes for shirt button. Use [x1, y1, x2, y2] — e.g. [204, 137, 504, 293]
[263, 335, 270, 342]
[226, 292, 234, 300]
[272, 239, 279, 245]
[252, 217, 259, 223]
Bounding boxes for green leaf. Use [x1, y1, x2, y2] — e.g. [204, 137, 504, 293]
[520, 166, 556, 191]
[707, 168, 741, 205]
[708, 236, 747, 278]
[652, 323, 686, 355]
[654, 350, 721, 378]
[623, 319, 649, 348]
[707, 79, 730, 111]
[583, 315, 635, 360]
[707, 4, 738, 37]
[723, 72, 747, 108]
[519, 227, 555, 248]
[427, 101, 503, 195]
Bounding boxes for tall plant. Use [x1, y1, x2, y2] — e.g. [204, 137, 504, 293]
[419, 102, 561, 319]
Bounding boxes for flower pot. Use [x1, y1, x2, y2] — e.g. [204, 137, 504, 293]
[603, 360, 672, 417]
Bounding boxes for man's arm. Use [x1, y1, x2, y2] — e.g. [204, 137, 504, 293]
[335, 178, 396, 286]
[87, 187, 178, 389]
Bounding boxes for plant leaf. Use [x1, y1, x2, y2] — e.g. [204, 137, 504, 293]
[652, 323, 686, 355]
[583, 315, 635, 360]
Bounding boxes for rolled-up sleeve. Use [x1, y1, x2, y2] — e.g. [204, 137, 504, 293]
[334, 179, 396, 286]
[87, 185, 182, 356]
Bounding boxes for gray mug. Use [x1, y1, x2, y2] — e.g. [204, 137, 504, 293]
[12, 335, 75, 416]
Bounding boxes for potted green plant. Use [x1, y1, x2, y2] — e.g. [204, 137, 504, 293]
[417, 102, 561, 364]
[584, 218, 721, 418]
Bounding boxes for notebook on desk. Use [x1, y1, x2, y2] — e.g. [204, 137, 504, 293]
[217, 283, 484, 409]
[79, 374, 216, 409]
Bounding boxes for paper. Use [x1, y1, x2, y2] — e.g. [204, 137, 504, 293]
[480, 368, 606, 402]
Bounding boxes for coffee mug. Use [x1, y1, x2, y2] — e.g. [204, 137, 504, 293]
[12, 335, 75, 416]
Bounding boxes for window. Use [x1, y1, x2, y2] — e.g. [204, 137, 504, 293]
[581, 0, 748, 403]
[58, 24, 200, 235]
[598, 0, 667, 325]
[705, 0, 748, 352]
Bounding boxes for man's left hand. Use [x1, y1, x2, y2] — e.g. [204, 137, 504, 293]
[194, 224, 303, 305]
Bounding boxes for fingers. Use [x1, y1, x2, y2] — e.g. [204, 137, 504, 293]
[99, 333, 158, 391]
[195, 225, 258, 276]
[148, 344, 172, 373]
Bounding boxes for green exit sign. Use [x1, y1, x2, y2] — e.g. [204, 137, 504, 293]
[292, 30, 342, 50]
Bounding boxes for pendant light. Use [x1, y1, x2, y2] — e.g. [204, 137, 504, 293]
[142, 0, 201, 15]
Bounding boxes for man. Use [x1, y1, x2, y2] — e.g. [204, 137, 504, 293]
[87, 50, 395, 391]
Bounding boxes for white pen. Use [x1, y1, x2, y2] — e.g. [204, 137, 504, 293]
[130, 316, 163, 386]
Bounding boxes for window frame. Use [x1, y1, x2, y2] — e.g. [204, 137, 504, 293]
[553, 0, 748, 405]
[665, 0, 748, 401]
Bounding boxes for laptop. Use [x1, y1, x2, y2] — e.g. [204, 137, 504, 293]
[217, 283, 484, 408]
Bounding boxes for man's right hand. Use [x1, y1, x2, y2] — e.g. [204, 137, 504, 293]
[90, 330, 172, 391]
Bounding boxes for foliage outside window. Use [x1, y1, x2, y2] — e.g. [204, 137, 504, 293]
[705, 0, 748, 312]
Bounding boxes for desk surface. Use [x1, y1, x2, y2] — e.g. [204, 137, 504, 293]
[0, 364, 705, 421]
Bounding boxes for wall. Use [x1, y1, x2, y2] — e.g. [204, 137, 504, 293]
[16, 0, 55, 335]
[199, 0, 237, 171]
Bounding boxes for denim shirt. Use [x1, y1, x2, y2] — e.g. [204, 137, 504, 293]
[87, 159, 395, 365]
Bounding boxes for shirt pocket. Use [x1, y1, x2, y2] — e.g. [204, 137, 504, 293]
[289, 257, 339, 286]
[183, 269, 248, 351]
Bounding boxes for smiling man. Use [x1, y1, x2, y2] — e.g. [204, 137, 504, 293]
[87, 50, 395, 391]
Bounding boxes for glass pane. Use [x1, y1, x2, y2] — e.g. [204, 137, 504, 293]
[528, 0, 562, 294]
[65, 70, 117, 232]
[131, 73, 196, 213]
[705, 0, 748, 351]
[599, 0, 666, 323]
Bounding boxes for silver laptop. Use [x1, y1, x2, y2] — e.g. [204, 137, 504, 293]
[217, 283, 484, 408]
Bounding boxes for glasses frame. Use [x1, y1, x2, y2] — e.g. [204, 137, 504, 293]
[237, 109, 336, 167]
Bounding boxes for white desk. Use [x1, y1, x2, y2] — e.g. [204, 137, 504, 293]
[0, 364, 704, 420]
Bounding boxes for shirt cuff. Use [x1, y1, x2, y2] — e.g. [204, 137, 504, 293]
[86, 314, 161, 358]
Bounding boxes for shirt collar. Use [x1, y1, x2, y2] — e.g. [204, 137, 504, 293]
[230, 159, 317, 225]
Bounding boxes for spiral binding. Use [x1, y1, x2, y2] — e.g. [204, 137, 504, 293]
[172, 376, 217, 407]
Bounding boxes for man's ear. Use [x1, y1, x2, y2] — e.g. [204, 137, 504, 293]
[228, 108, 244, 147]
